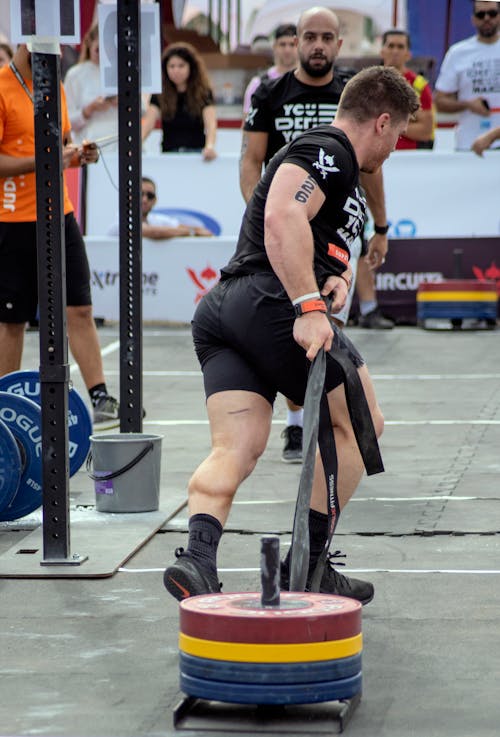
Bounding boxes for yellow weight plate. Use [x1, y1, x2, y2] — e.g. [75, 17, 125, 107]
[179, 632, 362, 663]
[417, 291, 497, 302]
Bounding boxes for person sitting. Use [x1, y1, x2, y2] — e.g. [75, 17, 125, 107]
[142, 43, 217, 161]
[107, 177, 213, 239]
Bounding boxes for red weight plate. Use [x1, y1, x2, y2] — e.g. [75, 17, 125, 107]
[180, 592, 361, 644]
[418, 280, 496, 293]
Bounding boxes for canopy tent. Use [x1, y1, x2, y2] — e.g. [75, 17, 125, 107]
[245, 0, 406, 44]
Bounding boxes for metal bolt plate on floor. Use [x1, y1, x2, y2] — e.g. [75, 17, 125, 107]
[173, 693, 361, 733]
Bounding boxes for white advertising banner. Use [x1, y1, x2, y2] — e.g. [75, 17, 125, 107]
[85, 236, 236, 322]
[86, 153, 244, 237]
[86, 151, 500, 240]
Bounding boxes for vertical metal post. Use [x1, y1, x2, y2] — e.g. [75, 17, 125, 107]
[392, 0, 398, 27]
[236, 0, 241, 47]
[217, 0, 222, 47]
[208, 0, 214, 43]
[445, 0, 453, 54]
[117, 0, 143, 433]
[226, 0, 231, 52]
[260, 535, 280, 607]
[32, 51, 71, 563]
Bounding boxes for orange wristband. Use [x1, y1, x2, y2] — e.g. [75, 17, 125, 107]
[294, 298, 327, 318]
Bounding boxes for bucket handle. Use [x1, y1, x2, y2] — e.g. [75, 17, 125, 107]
[86, 441, 154, 482]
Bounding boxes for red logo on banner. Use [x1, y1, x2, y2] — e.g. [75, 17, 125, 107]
[472, 261, 500, 294]
[186, 265, 219, 302]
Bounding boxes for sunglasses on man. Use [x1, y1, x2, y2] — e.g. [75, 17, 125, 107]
[474, 10, 499, 20]
[142, 191, 156, 200]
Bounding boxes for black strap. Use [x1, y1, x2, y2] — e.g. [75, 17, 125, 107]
[86, 442, 154, 482]
[327, 339, 384, 476]
[9, 61, 33, 102]
[289, 310, 384, 591]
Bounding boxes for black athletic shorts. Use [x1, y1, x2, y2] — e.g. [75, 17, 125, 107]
[192, 272, 365, 407]
[0, 212, 92, 323]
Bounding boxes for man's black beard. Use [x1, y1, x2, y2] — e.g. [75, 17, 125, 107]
[478, 24, 499, 40]
[300, 56, 334, 78]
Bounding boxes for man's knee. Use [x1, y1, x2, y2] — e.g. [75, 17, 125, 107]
[67, 304, 93, 322]
[188, 443, 265, 501]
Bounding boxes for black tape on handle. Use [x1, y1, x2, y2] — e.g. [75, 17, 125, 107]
[289, 349, 326, 592]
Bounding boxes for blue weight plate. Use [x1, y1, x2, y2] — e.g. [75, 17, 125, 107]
[0, 418, 22, 513]
[0, 370, 91, 476]
[0, 392, 43, 520]
[180, 671, 362, 705]
[179, 652, 362, 685]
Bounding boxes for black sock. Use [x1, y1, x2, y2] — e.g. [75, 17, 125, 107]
[89, 383, 108, 407]
[283, 509, 328, 571]
[187, 513, 223, 577]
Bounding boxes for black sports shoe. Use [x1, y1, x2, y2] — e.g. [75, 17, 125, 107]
[281, 425, 303, 463]
[92, 394, 120, 430]
[163, 548, 222, 602]
[280, 551, 374, 605]
[358, 308, 394, 330]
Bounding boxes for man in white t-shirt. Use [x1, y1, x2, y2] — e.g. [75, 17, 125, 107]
[242, 24, 298, 114]
[435, 0, 500, 150]
[107, 177, 213, 239]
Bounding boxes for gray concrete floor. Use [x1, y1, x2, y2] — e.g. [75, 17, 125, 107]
[1, 323, 500, 736]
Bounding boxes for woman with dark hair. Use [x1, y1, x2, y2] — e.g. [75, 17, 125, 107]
[143, 42, 217, 160]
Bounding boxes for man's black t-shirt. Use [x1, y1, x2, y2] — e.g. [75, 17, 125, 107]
[221, 125, 367, 289]
[151, 91, 213, 152]
[243, 71, 346, 164]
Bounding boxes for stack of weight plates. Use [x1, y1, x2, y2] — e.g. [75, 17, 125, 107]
[417, 279, 497, 324]
[178, 592, 362, 705]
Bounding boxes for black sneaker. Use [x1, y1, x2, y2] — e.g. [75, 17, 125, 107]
[280, 551, 374, 605]
[358, 308, 394, 329]
[163, 548, 222, 602]
[281, 425, 303, 463]
[92, 394, 120, 430]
